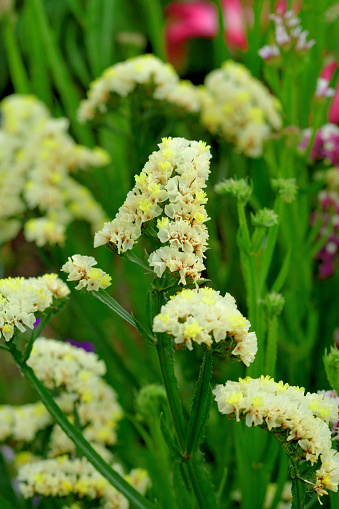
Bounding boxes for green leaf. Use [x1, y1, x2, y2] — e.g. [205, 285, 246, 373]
[185, 351, 213, 457]
[123, 251, 154, 275]
[92, 289, 137, 328]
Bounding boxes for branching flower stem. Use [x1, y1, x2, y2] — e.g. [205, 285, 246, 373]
[152, 287, 218, 509]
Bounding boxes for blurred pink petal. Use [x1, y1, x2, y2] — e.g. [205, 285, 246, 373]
[165, 0, 247, 69]
[165, 1, 218, 68]
[222, 0, 247, 50]
[321, 60, 339, 124]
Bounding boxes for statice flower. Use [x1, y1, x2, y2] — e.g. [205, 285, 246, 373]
[62, 255, 112, 291]
[0, 337, 123, 458]
[258, 10, 315, 62]
[198, 61, 282, 157]
[78, 54, 200, 123]
[0, 95, 108, 246]
[153, 287, 257, 365]
[318, 390, 339, 440]
[0, 275, 70, 341]
[95, 137, 211, 285]
[214, 376, 339, 499]
[18, 456, 150, 507]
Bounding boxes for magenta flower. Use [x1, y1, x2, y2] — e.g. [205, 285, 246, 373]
[321, 61, 339, 125]
[165, 0, 247, 69]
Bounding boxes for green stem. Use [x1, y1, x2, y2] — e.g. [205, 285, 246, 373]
[153, 290, 218, 509]
[3, 15, 30, 93]
[289, 459, 304, 509]
[265, 315, 278, 378]
[185, 350, 213, 456]
[9, 345, 155, 509]
[156, 331, 187, 451]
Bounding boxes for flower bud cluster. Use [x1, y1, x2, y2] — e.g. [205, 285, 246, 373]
[0, 274, 70, 341]
[18, 456, 150, 508]
[95, 137, 211, 285]
[215, 178, 252, 203]
[0, 95, 108, 246]
[258, 10, 315, 62]
[153, 287, 257, 366]
[198, 61, 282, 157]
[214, 376, 339, 498]
[78, 54, 200, 123]
[62, 255, 112, 291]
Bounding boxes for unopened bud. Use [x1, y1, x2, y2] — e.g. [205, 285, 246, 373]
[215, 178, 252, 203]
[272, 178, 298, 203]
[251, 208, 278, 228]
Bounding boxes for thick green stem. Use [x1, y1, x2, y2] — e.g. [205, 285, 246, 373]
[9, 345, 155, 509]
[186, 350, 213, 456]
[156, 331, 187, 451]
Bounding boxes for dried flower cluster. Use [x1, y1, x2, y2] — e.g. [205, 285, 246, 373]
[62, 255, 112, 291]
[0, 95, 108, 246]
[95, 137, 211, 285]
[0, 274, 69, 341]
[259, 10, 315, 61]
[18, 456, 149, 508]
[199, 61, 282, 157]
[153, 287, 257, 366]
[78, 54, 200, 122]
[214, 376, 339, 499]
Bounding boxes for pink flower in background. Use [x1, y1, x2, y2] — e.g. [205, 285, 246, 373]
[321, 60, 339, 125]
[165, 0, 247, 69]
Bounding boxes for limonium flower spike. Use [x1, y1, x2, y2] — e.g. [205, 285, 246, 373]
[0, 274, 70, 341]
[0, 95, 108, 246]
[62, 255, 112, 291]
[18, 456, 150, 507]
[153, 287, 257, 366]
[78, 54, 200, 122]
[95, 137, 211, 285]
[198, 61, 282, 157]
[213, 376, 339, 499]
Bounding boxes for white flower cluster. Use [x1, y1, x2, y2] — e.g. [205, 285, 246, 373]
[95, 137, 211, 285]
[61, 254, 112, 291]
[27, 338, 123, 454]
[213, 376, 339, 498]
[0, 395, 72, 444]
[78, 54, 200, 122]
[0, 95, 108, 246]
[199, 61, 282, 157]
[28, 338, 105, 397]
[258, 10, 315, 61]
[153, 287, 257, 366]
[0, 337, 123, 463]
[18, 456, 150, 508]
[0, 274, 70, 341]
